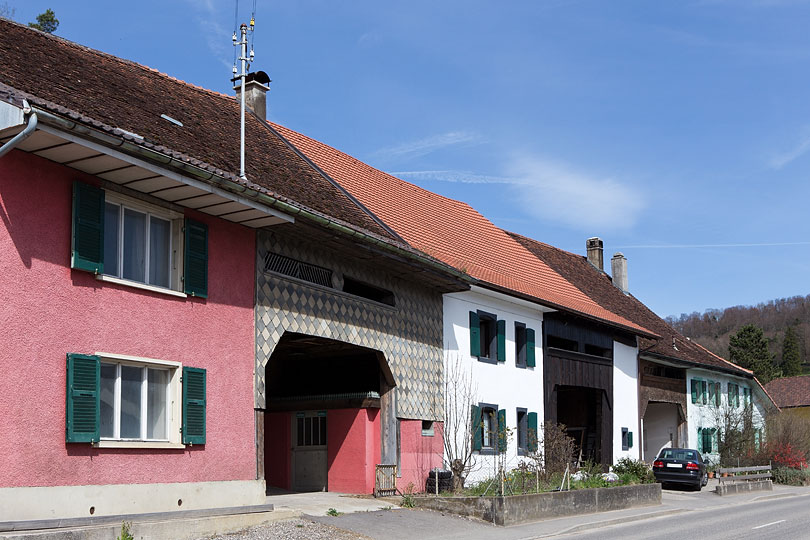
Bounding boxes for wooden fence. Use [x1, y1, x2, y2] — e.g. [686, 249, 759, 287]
[717, 464, 772, 483]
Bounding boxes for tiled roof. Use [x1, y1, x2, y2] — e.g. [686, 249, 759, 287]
[765, 376, 810, 408]
[0, 18, 394, 241]
[272, 123, 656, 337]
[507, 231, 752, 377]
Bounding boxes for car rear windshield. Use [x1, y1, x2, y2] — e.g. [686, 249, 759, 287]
[659, 449, 697, 461]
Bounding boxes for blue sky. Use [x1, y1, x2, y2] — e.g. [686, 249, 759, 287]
[7, 1, 810, 320]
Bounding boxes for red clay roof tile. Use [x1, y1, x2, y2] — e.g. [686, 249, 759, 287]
[764, 375, 810, 408]
[272, 123, 656, 336]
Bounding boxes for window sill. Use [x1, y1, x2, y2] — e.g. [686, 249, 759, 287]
[95, 440, 185, 449]
[96, 275, 187, 298]
[476, 356, 498, 365]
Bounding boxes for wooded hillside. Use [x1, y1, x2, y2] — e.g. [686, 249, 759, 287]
[666, 294, 810, 376]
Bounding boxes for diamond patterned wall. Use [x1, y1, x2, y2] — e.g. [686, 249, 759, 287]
[255, 229, 444, 420]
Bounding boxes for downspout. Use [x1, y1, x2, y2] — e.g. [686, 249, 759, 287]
[0, 100, 37, 158]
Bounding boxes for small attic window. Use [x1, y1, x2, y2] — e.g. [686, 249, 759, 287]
[160, 114, 183, 127]
[342, 277, 395, 306]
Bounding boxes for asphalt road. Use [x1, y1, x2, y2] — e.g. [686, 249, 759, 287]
[563, 494, 810, 539]
[309, 487, 810, 540]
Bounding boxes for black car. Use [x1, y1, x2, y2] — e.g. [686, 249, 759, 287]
[652, 448, 708, 491]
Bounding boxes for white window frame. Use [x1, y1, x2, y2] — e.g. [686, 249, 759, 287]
[96, 352, 183, 448]
[100, 192, 185, 296]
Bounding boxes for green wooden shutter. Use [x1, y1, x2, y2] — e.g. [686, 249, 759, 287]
[469, 311, 481, 357]
[184, 219, 208, 298]
[691, 380, 698, 404]
[71, 181, 105, 274]
[527, 412, 538, 452]
[526, 328, 536, 368]
[182, 367, 207, 444]
[471, 405, 482, 451]
[628, 431, 633, 448]
[697, 427, 703, 453]
[497, 409, 507, 453]
[66, 353, 100, 443]
[496, 320, 506, 362]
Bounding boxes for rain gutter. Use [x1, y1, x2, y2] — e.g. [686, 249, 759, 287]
[31, 106, 470, 287]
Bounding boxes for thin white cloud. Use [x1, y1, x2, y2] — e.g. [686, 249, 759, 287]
[769, 132, 810, 169]
[392, 170, 517, 184]
[373, 131, 481, 160]
[507, 156, 646, 231]
[618, 241, 810, 249]
[184, 0, 233, 70]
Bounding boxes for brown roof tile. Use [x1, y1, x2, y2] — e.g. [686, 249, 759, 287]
[507, 231, 752, 376]
[765, 376, 810, 408]
[0, 19, 393, 240]
[271, 123, 656, 336]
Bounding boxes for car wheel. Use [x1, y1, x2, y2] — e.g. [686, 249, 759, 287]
[701, 472, 708, 487]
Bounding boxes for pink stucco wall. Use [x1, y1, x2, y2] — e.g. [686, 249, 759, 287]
[327, 408, 380, 493]
[0, 150, 257, 488]
[399, 420, 444, 492]
[264, 412, 291, 490]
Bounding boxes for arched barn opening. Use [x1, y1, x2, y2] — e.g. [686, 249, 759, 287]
[262, 332, 394, 493]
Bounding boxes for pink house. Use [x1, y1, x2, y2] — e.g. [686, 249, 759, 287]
[0, 20, 465, 521]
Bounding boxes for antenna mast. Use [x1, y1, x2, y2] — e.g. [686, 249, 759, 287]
[232, 17, 255, 180]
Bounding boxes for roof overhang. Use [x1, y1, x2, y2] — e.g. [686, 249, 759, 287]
[0, 100, 293, 228]
[476, 280, 659, 339]
[641, 351, 751, 378]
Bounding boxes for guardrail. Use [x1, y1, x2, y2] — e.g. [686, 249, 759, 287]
[717, 464, 772, 483]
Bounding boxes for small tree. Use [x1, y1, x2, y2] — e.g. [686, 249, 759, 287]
[440, 353, 479, 492]
[0, 2, 15, 19]
[729, 324, 775, 383]
[29, 9, 59, 34]
[781, 327, 802, 378]
[526, 421, 576, 491]
[710, 401, 757, 467]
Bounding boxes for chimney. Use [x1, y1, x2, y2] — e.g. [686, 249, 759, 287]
[611, 252, 629, 294]
[586, 237, 604, 271]
[234, 71, 271, 121]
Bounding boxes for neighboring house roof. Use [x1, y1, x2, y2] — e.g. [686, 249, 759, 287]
[507, 231, 753, 377]
[765, 376, 810, 408]
[0, 19, 392, 241]
[271, 123, 656, 337]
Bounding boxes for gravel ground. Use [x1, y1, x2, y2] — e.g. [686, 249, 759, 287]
[195, 518, 372, 540]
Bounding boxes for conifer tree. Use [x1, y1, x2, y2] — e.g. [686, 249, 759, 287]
[28, 9, 59, 34]
[781, 326, 802, 378]
[729, 324, 775, 383]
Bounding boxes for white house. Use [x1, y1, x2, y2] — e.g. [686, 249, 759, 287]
[686, 367, 768, 464]
[443, 287, 546, 483]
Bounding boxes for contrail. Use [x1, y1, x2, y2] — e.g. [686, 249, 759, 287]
[616, 242, 810, 249]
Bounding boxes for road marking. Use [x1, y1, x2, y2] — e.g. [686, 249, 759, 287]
[752, 520, 785, 530]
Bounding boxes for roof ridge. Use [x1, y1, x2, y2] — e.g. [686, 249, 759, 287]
[268, 121, 481, 209]
[505, 230, 588, 260]
[0, 18, 235, 102]
[265, 120, 406, 243]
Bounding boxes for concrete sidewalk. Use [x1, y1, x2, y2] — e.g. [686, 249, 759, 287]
[265, 488, 399, 517]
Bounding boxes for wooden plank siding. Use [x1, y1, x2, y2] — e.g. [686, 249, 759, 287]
[544, 352, 614, 468]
